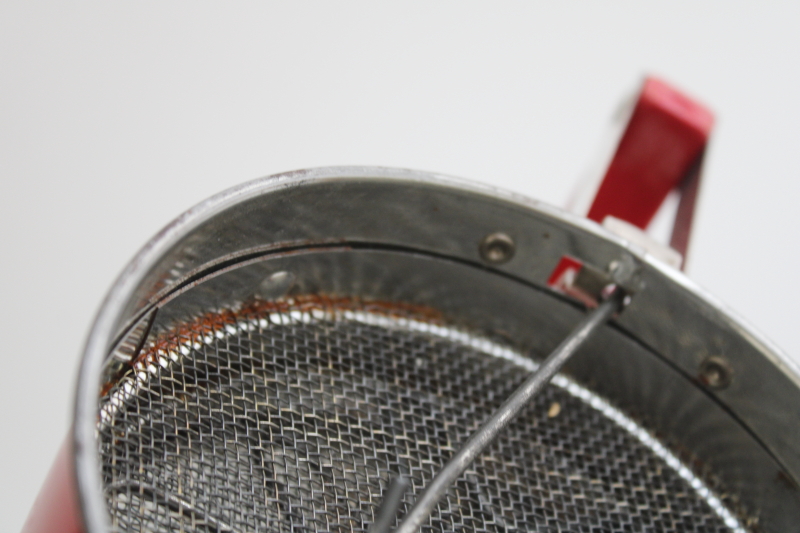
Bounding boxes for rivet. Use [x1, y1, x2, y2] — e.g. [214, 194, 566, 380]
[479, 232, 515, 265]
[257, 271, 296, 300]
[698, 356, 733, 390]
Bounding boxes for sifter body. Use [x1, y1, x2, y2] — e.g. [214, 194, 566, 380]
[21, 80, 800, 533]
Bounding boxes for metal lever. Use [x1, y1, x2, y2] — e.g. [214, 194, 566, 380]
[372, 287, 627, 533]
[369, 476, 411, 533]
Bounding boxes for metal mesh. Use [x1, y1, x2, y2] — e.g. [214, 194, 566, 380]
[99, 296, 745, 533]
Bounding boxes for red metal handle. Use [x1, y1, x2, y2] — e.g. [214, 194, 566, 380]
[21, 437, 84, 533]
[586, 77, 714, 264]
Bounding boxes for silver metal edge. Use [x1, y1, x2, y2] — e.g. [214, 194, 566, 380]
[645, 255, 800, 387]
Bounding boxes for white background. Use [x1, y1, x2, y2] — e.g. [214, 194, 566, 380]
[2, 3, 799, 530]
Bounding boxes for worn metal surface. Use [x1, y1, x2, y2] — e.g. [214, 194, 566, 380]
[99, 298, 746, 532]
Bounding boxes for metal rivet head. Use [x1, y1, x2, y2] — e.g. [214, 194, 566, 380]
[479, 232, 515, 265]
[699, 356, 733, 390]
[257, 271, 296, 299]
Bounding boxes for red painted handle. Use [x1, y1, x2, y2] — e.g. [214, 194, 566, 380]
[21, 436, 84, 533]
[587, 77, 714, 262]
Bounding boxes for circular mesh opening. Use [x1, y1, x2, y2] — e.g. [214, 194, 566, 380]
[98, 296, 745, 532]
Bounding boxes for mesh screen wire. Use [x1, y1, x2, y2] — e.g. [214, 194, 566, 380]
[98, 297, 746, 532]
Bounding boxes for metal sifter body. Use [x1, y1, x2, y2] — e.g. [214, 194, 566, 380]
[21, 82, 800, 533]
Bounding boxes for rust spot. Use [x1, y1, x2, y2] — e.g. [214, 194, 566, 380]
[100, 380, 116, 397]
[776, 469, 800, 491]
[125, 294, 444, 378]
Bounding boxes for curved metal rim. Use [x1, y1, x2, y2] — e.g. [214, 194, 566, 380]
[72, 165, 800, 533]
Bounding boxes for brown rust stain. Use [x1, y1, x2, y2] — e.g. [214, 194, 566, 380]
[776, 469, 800, 491]
[104, 294, 443, 396]
[99, 379, 117, 398]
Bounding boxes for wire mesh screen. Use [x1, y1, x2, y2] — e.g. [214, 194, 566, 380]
[98, 296, 745, 533]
